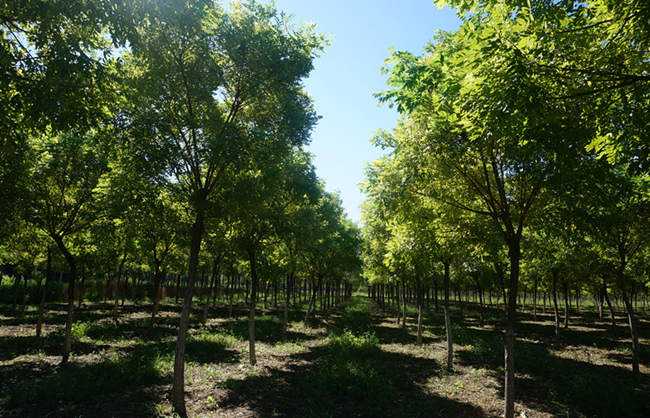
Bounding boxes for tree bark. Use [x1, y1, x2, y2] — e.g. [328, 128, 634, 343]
[395, 283, 402, 325]
[304, 275, 322, 326]
[113, 251, 128, 324]
[562, 276, 570, 328]
[282, 271, 293, 339]
[443, 260, 453, 370]
[532, 277, 538, 321]
[11, 275, 21, 311]
[52, 234, 77, 367]
[228, 274, 235, 318]
[552, 268, 561, 347]
[151, 264, 164, 326]
[616, 264, 640, 376]
[77, 274, 86, 309]
[36, 248, 53, 337]
[247, 249, 259, 365]
[202, 257, 220, 325]
[602, 276, 616, 327]
[416, 276, 423, 346]
[172, 210, 205, 417]
[504, 236, 521, 418]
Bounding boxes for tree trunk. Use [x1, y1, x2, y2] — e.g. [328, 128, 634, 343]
[443, 260, 453, 370]
[228, 274, 235, 318]
[395, 283, 402, 325]
[77, 274, 86, 309]
[52, 234, 77, 367]
[247, 249, 259, 365]
[304, 276, 322, 326]
[151, 263, 164, 326]
[22, 269, 30, 313]
[402, 281, 407, 328]
[552, 268, 560, 346]
[474, 274, 484, 327]
[562, 276, 570, 329]
[202, 257, 220, 326]
[282, 271, 294, 339]
[36, 248, 53, 337]
[172, 210, 205, 417]
[504, 236, 521, 418]
[11, 275, 21, 311]
[113, 251, 128, 324]
[603, 276, 616, 327]
[416, 275, 423, 346]
[616, 264, 640, 376]
[532, 278, 538, 321]
[433, 278, 439, 313]
[598, 286, 605, 322]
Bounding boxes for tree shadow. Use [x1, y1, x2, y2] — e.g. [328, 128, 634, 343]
[213, 337, 488, 417]
[1, 344, 172, 417]
[451, 322, 650, 417]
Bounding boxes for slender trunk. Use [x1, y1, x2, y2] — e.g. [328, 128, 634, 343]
[498, 265, 508, 312]
[282, 271, 293, 339]
[434, 278, 439, 313]
[36, 248, 53, 337]
[552, 268, 560, 346]
[395, 283, 401, 325]
[172, 210, 205, 417]
[22, 270, 30, 312]
[532, 278, 538, 321]
[247, 249, 259, 365]
[416, 275, 423, 346]
[304, 275, 322, 326]
[53, 234, 77, 367]
[444, 260, 453, 370]
[151, 263, 164, 326]
[77, 274, 85, 309]
[603, 276, 616, 327]
[402, 281, 407, 329]
[562, 276, 570, 329]
[12, 275, 21, 311]
[113, 251, 128, 324]
[228, 274, 234, 318]
[172, 274, 178, 304]
[616, 265, 639, 376]
[202, 257, 220, 326]
[504, 236, 521, 418]
[598, 288, 605, 322]
[474, 274, 484, 327]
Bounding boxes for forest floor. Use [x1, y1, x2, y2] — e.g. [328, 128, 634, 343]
[0, 296, 649, 417]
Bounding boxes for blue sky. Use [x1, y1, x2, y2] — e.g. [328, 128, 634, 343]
[272, 0, 461, 223]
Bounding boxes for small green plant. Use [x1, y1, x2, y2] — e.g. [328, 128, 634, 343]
[206, 395, 218, 408]
[71, 320, 91, 337]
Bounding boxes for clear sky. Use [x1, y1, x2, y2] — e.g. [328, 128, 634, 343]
[272, 0, 461, 224]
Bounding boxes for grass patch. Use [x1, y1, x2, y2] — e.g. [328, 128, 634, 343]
[7, 346, 171, 411]
[294, 298, 394, 415]
[226, 315, 284, 341]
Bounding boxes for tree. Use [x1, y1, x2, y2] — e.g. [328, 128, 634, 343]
[122, 2, 326, 414]
[374, 9, 594, 416]
[29, 131, 108, 365]
[574, 166, 650, 375]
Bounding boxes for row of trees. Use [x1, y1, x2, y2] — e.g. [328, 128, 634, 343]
[1, 1, 361, 415]
[362, 1, 650, 417]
